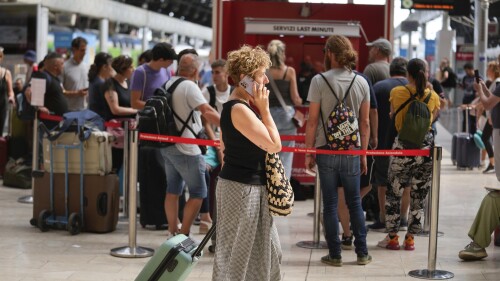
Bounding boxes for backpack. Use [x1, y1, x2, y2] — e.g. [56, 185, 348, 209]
[207, 85, 234, 109]
[319, 73, 360, 150]
[138, 78, 190, 147]
[394, 87, 432, 149]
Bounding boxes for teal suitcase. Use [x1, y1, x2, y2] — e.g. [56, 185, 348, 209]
[135, 226, 215, 281]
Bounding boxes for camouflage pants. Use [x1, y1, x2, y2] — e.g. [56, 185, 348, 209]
[386, 132, 434, 234]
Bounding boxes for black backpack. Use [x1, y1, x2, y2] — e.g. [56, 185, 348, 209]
[394, 87, 432, 149]
[138, 78, 189, 147]
[207, 85, 234, 109]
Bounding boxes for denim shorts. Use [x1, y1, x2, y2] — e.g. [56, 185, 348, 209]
[160, 145, 207, 198]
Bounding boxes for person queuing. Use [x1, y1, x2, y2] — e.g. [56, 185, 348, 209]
[212, 45, 282, 280]
[102, 55, 138, 172]
[378, 58, 440, 251]
[305, 35, 372, 267]
[62, 37, 89, 111]
[161, 54, 220, 238]
[0, 47, 15, 134]
[266, 39, 302, 179]
[88, 52, 114, 118]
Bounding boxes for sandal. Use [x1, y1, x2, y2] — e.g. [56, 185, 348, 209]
[199, 220, 212, 234]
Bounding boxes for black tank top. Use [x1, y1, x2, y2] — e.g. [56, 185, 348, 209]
[268, 67, 293, 107]
[218, 100, 266, 185]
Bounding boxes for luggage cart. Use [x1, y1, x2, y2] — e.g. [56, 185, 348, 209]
[37, 124, 84, 235]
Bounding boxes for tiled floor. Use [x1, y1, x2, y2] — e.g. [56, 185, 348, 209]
[1, 123, 499, 281]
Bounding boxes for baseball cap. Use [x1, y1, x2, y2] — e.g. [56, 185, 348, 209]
[24, 50, 37, 63]
[151, 42, 178, 61]
[366, 38, 392, 55]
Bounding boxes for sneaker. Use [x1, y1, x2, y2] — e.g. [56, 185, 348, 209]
[341, 233, 353, 250]
[367, 221, 387, 232]
[321, 255, 342, 267]
[458, 241, 488, 261]
[483, 164, 495, 174]
[378, 234, 400, 250]
[357, 254, 372, 265]
[166, 230, 178, 240]
[400, 220, 408, 231]
[403, 234, 415, 251]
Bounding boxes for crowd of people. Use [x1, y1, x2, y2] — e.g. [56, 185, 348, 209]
[1, 33, 500, 280]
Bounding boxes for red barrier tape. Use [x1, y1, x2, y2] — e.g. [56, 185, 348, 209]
[39, 112, 124, 128]
[138, 133, 430, 157]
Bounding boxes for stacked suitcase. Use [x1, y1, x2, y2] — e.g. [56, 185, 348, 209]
[31, 121, 119, 234]
[451, 107, 480, 169]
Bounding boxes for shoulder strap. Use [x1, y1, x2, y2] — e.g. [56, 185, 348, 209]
[166, 77, 186, 94]
[394, 86, 418, 117]
[207, 85, 216, 109]
[282, 67, 288, 80]
[141, 66, 146, 101]
[319, 73, 340, 103]
[343, 73, 357, 102]
[267, 71, 289, 112]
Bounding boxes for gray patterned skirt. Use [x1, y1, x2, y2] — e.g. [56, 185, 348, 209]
[212, 178, 282, 281]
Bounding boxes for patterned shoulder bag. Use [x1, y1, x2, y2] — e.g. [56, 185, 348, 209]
[265, 153, 294, 216]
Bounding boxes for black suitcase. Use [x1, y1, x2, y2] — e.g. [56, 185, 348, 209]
[451, 132, 469, 166]
[456, 133, 480, 169]
[138, 146, 169, 229]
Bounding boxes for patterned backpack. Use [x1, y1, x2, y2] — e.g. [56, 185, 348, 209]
[319, 73, 360, 150]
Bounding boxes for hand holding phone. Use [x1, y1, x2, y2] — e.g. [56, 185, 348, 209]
[474, 69, 480, 83]
[239, 75, 258, 96]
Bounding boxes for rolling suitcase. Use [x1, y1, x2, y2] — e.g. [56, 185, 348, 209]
[135, 225, 215, 281]
[31, 172, 120, 233]
[138, 147, 168, 229]
[42, 131, 113, 175]
[455, 107, 480, 169]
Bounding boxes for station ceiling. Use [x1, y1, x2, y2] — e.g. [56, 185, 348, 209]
[115, 0, 213, 27]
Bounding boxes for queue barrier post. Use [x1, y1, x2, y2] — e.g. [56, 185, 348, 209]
[296, 171, 328, 249]
[18, 109, 38, 204]
[409, 146, 454, 280]
[111, 130, 154, 258]
[120, 121, 130, 220]
[415, 194, 444, 237]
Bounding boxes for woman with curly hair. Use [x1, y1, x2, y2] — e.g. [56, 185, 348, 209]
[212, 45, 282, 281]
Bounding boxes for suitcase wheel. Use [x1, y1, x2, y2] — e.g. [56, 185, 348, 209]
[30, 218, 37, 227]
[67, 213, 82, 235]
[208, 245, 215, 253]
[38, 210, 51, 232]
[452, 160, 456, 166]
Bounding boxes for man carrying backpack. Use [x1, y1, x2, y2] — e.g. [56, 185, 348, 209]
[161, 54, 220, 238]
[378, 58, 440, 251]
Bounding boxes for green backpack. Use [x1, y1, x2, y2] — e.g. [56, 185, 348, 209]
[395, 87, 432, 149]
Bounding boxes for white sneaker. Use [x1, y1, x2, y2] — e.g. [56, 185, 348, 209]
[377, 235, 390, 248]
[166, 231, 178, 240]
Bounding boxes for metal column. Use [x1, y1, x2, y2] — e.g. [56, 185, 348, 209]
[474, 0, 490, 77]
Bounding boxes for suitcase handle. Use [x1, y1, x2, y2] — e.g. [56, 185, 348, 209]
[191, 225, 216, 259]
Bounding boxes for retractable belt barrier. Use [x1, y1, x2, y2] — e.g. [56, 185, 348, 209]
[39, 113, 450, 277]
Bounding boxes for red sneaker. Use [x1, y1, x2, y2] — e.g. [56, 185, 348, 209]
[379, 234, 400, 250]
[404, 234, 415, 251]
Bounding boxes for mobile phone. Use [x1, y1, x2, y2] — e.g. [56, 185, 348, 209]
[239, 75, 258, 96]
[474, 69, 480, 83]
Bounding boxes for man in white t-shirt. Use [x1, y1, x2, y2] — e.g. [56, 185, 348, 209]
[62, 37, 89, 111]
[161, 54, 220, 237]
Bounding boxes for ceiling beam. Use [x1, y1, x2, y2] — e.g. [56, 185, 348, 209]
[17, 0, 212, 41]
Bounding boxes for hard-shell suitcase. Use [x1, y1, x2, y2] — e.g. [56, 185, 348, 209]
[135, 226, 215, 281]
[454, 107, 480, 169]
[31, 172, 119, 233]
[43, 131, 113, 175]
[138, 147, 168, 229]
[451, 132, 469, 165]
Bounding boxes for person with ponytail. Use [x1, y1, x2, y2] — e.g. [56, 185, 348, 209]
[305, 35, 372, 266]
[88, 52, 113, 118]
[378, 58, 440, 251]
[266, 39, 302, 179]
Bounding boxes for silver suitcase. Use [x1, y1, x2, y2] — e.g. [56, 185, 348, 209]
[43, 131, 113, 175]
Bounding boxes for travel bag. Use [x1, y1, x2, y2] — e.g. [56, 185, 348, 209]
[3, 158, 31, 189]
[42, 131, 113, 175]
[31, 172, 119, 233]
[454, 107, 480, 169]
[135, 225, 215, 281]
[138, 146, 168, 229]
